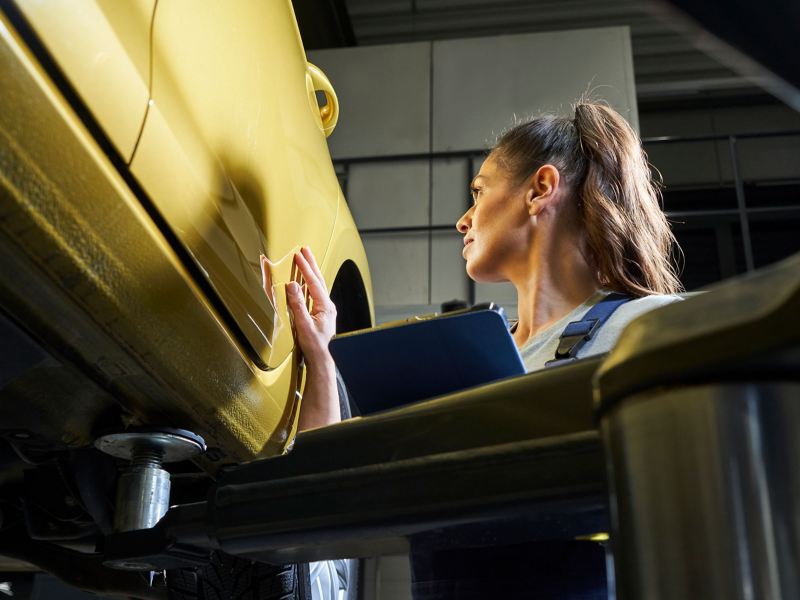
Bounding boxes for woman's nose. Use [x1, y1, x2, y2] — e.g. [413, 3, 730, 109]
[456, 207, 472, 233]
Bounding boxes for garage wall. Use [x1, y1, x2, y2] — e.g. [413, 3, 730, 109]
[640, 103, 800, 187]
[638, 102, 800, 291]
[310, 27, 638, 322]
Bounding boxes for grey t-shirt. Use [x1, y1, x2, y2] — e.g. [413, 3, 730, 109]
[518, 290, 683, 372]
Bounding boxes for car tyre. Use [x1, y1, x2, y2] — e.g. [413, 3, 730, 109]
[167, 552, 311, 600]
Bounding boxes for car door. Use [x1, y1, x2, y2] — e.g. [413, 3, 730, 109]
[129, 0, 340, 371]
[13, 0, 154, 162]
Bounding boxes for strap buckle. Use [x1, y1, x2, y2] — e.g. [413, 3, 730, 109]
[554, 318, 600, 360]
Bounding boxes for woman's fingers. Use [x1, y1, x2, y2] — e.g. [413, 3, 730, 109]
[294, 250, 332, 312]
[286, 279, 335, 367]
[301, 246, 326, 291]
[286, 281, 313, 332]
[294, 249, 321, 290]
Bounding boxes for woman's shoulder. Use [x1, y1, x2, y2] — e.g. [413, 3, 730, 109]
[581, 292, 683, 356]
[599, 292, 680, 333]
[611, 292, 684, 323]
[624, 292, 684, 309]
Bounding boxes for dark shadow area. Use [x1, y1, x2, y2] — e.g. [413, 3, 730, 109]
[292, 0, 356, 50]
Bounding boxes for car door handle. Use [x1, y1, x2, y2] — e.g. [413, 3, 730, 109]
[306, 62, 339, 137]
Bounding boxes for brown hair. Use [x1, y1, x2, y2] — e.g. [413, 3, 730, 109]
[491, 101, 683, 297]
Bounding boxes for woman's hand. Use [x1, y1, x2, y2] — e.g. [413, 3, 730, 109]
[285, 246, 340, 431]
[286, 246, 337, 368]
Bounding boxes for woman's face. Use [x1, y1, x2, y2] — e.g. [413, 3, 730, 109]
[456, 156, 532, 282]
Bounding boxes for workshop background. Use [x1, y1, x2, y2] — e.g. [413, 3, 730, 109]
[299, 0, 800, 327]
[297, 0, 800, 597]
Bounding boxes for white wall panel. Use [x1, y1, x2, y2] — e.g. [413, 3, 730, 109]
[362, 233, 429, 306]
[432, 27, 639, 152]
[346, 161, 430, 229]
[308, 43, 431, 159]
[431, 232, 469, 304]
[432, 157, 471, 225]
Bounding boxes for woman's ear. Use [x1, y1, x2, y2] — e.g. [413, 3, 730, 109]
[526, 165, 561, 216]
[525, 187, 542, 217]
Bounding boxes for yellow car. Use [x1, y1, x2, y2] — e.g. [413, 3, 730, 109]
[0, 0, 372, 595]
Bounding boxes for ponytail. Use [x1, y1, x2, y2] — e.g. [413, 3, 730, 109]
[492, 101, 682, 297]
[572, 102, 682, 296]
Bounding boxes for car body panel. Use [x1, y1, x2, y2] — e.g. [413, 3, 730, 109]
[0, 3, 371, 462]
[0, 10, 292, 461]
[130, 0, 341, 369]
[15, 0, 154, 162]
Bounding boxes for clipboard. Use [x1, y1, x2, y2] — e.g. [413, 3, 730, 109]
[328, 303, 526, 415]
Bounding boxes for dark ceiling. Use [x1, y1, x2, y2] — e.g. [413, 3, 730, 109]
[661, 0, 799, 110]
[291, 0, 799, 110]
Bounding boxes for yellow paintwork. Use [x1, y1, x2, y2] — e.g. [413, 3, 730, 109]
[1, 1, 372, 459]
[130, 0, 342, 369]
[16, 0, 154, 162]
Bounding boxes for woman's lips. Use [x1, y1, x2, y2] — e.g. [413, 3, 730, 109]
[462, 239, 473, 256]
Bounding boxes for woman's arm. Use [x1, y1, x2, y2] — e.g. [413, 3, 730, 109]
[285, 246, 341, 431]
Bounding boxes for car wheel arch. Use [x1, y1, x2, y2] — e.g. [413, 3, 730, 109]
[330, 260, 372, 334]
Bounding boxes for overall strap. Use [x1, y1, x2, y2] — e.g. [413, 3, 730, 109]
[545, 292, 631, 368]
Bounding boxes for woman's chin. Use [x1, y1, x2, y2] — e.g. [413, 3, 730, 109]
[464, 261, 478, 280]
[465, 263, 493, 283]
[466, 264, 508, 285]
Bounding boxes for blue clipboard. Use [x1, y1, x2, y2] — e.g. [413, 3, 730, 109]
[329, 304, 526, 415]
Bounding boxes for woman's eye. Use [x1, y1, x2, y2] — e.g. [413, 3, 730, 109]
[470, 187, 481, 200]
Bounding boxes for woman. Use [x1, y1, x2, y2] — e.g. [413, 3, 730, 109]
[286, 100, 683, 597]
